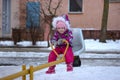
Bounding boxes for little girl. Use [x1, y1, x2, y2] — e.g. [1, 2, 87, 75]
[46, 15, 74, 74]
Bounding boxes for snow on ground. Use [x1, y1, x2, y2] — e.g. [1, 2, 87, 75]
[34, 64, 120, 80]
[85, 39, 120, 52]
[0, 39, 120, 51]
[0, 39, 120, 80]
[1, 65, 120, 80]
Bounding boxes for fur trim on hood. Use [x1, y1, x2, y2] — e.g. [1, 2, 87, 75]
[52, 16, 71, 30]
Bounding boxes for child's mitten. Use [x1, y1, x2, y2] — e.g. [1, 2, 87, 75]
[57, 39, 63, 45]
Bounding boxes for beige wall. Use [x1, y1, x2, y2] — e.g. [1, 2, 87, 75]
[69, 0, 103, 30]
[11, 0, 20, 29]
[56, 0, 104, 30]
[108, 3, 120, 30]
[57, 0, 120, 30]
[0, 0, 120, 38]
[9, 0, 20, 37]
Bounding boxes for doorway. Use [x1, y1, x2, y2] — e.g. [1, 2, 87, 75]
[2, 0, 11, 37]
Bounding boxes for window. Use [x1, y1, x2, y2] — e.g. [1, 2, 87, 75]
[69, 0, 83, 13]
[109, 0, 120, 2]
[26, 2, 40, 28]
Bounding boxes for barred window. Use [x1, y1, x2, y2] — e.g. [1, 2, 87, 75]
[69, 0, 83, 13]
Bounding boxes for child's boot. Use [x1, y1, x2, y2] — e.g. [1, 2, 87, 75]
[46, 66, 55, 74]
[67, 63, 73, 72]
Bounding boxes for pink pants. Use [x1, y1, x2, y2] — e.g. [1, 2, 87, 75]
[48, 46, 74, 64]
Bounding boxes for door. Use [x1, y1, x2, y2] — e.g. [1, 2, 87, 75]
[2, 0, 11, 37]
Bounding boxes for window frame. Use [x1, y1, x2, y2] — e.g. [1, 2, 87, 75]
[109, 0, 120, 3]
[68, 0, 84, 14]
[2, 0, 11, 35]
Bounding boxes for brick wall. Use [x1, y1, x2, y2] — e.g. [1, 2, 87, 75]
[82, 30, 120, 40]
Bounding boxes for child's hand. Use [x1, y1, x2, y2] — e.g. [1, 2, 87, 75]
[57, 39, 63, 45]
[53, 42, 57, 46]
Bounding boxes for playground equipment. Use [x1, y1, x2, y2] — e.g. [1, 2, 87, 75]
[0, 28, 85, 80]
[71, 28, 85, 67]
[72, 28, 85, 55]
[0, 39, 69, 80]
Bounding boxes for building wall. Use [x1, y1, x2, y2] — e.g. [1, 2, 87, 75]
[67, 0, 103, 30]
[11, 0, 20, 29]
[108, 2, 120, 30]
[0, 0, 20, 38]
[8, 0, 20, 37]
[0, 0, 120, 38]
[59, 0, 120, 30]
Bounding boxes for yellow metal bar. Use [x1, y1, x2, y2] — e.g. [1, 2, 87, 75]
[0, 68, 30, 80]
[33, 58, 65, 71]
[50, 43, 60, 58]
[50, 39, 69, 59]
[22, 65, 26, 80]
[0, 40, 69, 80]
[30, 66, 33, 80]
[0, 59, 65, 80]
[62, 39, 69, 58]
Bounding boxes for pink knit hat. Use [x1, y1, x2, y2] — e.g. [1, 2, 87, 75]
[52, 16, 71, 30]
[56, 21, 67, 29]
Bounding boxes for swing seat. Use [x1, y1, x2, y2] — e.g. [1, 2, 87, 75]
[71, 28, 85, 67]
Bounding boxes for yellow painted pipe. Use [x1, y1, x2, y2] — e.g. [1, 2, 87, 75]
[30, 66, 33, 80]
[0, 40, 69, 80]
[0, 69, 29, 80]
[0, 59, 65, 80]
[22, 65, 26, 80]
[50, 39, 69, 59]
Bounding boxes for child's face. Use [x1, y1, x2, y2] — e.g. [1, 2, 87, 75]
[56, 27, 66, 34]
[56, 21, 67, 34]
